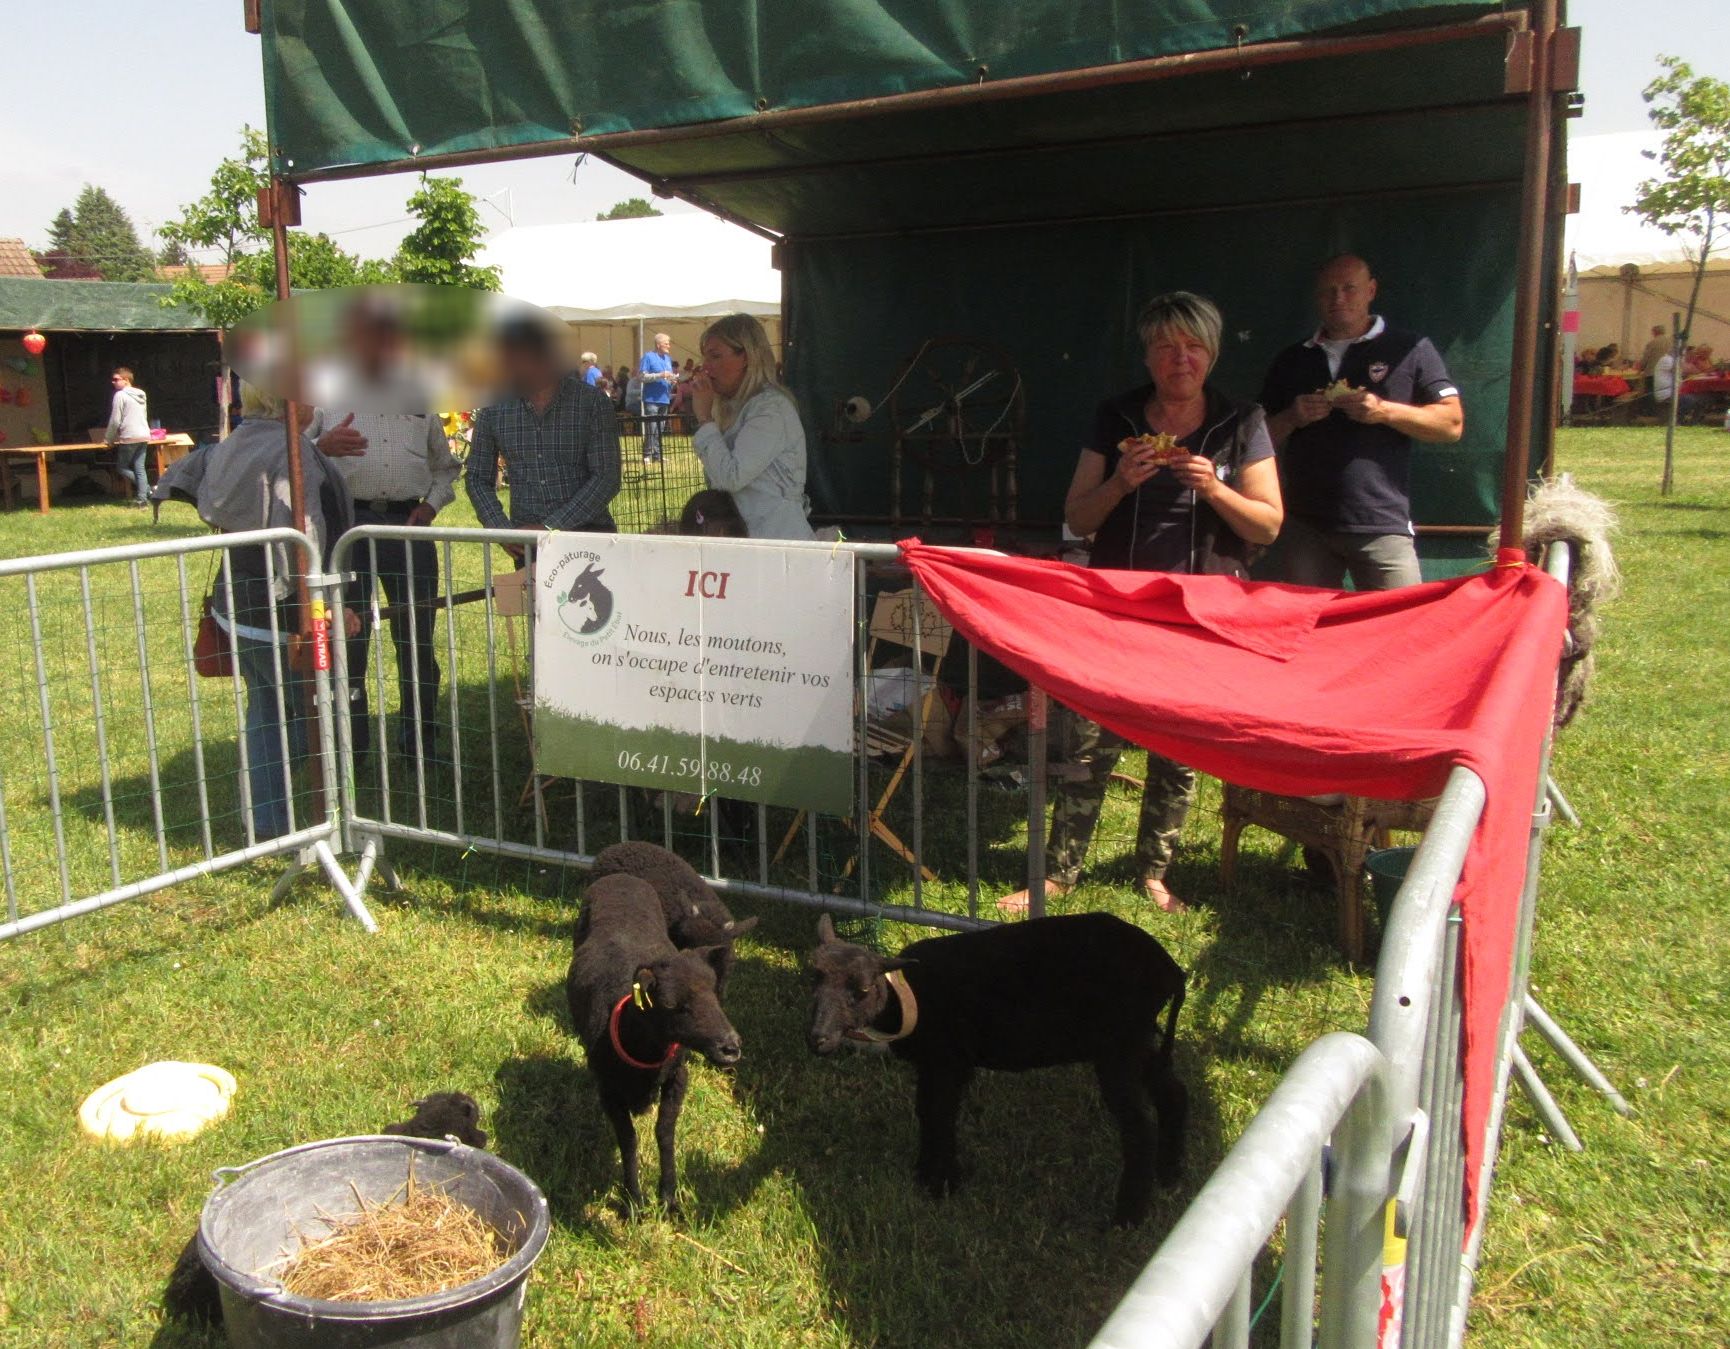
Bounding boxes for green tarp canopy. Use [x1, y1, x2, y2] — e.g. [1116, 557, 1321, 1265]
[261, 1, 1558, 549]
[0, 278, 212, 333]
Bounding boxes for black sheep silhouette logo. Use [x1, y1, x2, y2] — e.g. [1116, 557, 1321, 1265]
[565, 562, 615, 636]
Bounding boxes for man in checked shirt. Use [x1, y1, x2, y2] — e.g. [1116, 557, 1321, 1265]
[309, 297, 462, 759]
[465, 317, 621, 566]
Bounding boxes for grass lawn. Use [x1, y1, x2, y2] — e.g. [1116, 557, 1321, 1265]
[0, 428, 1724, 1346]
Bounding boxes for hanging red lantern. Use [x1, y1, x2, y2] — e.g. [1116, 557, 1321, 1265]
[21, 331, 46, 356]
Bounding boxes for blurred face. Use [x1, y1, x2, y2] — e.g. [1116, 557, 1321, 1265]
[345, 314, 403, 380]
[1314, 258, 1377, 339]
[701, 336, 749, 398]
[655, 334, 671, 355]
[1143, 327, 1212, 401]
[500, 343, 556, 397]
[111, 373, 129, 388]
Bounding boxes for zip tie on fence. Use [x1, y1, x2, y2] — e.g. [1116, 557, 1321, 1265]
[694, 786, 721, 818]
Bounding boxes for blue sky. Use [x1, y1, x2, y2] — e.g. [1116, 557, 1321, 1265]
[2, 0, 1725, 259]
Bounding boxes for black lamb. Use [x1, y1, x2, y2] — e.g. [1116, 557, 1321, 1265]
[568, 873, 743, 1214]
[807, 911, 1188, 1227]
[382, 1090, 489, 1147]
[587, 841, 759, 995]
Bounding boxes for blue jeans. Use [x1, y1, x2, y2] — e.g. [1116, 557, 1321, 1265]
[236, 635, 310, 840]
[115, 442, 149, 503]
[642, 404, 670, 461]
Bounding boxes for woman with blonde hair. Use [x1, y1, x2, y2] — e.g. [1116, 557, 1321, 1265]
[690, 313, 814, 540]
[1001, 290, 1283, 917]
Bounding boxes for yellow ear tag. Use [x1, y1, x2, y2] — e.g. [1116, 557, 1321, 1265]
[632, 981, 652, 1010]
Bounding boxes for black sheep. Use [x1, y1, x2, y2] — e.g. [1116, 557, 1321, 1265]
[568, 873, 743, 1214]
[587, 841, 759, 996]
[807, 911, 1188, 1227]
[382, 1090, 489, 1148]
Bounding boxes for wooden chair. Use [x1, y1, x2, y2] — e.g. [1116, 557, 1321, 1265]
[774, 588, 953, 886]
[1219, 785, 1437, 962]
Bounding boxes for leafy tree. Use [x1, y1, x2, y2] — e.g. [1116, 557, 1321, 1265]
[159, 127, 273, 321]
[392, 176, 501, 290]
[597, 197, 662, 221]
[36, 208, 99, 279]
[231, 231, 372, 293]
[1629, 55, 1730, 494]
[157, 237, 196, 270]
[37, 187, 155, 280]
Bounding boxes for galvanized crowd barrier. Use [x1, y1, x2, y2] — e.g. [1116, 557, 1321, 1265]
[0, 529, 369, 942]
[0, 518, 1587, 1348]
[1090, 540, 1581, 1348]
[1090, 1032, 1393, 1349]
[328, 524, 1001, 933]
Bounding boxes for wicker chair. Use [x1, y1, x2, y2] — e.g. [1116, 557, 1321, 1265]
[1219, 785, 1437, 962]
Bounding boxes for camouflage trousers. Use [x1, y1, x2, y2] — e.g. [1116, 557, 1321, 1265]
[1045, 709, 1196, 887]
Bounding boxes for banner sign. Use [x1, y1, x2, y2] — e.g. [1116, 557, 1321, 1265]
[533, 535, 855, 816]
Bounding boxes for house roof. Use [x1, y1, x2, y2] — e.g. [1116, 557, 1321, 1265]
[159, 262, 236, 284]
[0, 238, 44, 279]
[0, 277, 214, 332]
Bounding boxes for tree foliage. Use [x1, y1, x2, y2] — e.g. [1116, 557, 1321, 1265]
[159, 127, 277, 330]
[597, 197, 663, 221]
[1630, 56, 1730, 263]
[392, 176, 502, 290]
[37, 186, 156, 281]
[1627, 55, 1730, 492]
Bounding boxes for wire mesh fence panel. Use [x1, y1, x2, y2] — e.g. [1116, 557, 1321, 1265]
[609, 412, 708, 534]
[0, 530, 337, 939]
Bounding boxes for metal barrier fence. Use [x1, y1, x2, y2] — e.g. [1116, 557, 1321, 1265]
[329, 524, 1021, 933]
[1090, 541, 1573, 1348]
[0, 529, 367, 942]
[1091, 1032, 1392, 1349]
[0, 518, 1578, 1346]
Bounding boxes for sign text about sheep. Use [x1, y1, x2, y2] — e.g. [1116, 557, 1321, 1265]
[533, 535, 855, 816]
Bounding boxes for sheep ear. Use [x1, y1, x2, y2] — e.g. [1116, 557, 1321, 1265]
[816, 914, 838, 945]
[634, 964, 659, 993]
[723, 915, 760, 939]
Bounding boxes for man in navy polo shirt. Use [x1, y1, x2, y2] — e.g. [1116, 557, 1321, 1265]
[1261, 254, 1463, 589]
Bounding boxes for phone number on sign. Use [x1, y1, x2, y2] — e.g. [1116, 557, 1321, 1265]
[616, 750, 765, 789]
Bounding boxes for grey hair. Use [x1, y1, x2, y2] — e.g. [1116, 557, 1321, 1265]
[1135, 291, 1223, 366]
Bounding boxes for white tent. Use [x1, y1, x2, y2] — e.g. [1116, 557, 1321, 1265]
[1563, 131, 1688, 268]
[477, 212, 781, 322]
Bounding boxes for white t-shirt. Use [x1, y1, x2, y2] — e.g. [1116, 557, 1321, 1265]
[1653, 353, 1677, 402]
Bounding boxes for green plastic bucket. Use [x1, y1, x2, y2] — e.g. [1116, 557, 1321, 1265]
[1365, 847, 1418, 923]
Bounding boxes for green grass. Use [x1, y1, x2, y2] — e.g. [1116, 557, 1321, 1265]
[0, 430, 1724, 1345]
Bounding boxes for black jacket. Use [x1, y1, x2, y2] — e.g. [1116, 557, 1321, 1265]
[1086, 384, 1273, 578]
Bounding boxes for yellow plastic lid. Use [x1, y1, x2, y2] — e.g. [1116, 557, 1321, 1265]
[78, 1062, 238, 1142]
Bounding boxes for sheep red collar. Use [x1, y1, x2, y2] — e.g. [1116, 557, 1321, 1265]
[846, 969, 919, 1045]
[609, 994, 679, 1071]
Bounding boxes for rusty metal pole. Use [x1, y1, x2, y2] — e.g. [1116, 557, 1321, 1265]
[266, 177, 327, 819]
[1498, 0, 1559, 554]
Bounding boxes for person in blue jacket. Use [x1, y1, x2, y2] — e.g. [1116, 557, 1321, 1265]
[638, 332, 677, 464]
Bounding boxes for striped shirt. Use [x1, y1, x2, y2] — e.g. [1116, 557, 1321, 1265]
[465, 374, 620, 531]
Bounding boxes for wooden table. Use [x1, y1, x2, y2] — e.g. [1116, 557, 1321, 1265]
[0, 434, 194, 514]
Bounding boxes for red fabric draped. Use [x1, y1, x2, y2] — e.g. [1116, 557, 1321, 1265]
[900, 542, 1568, 1228]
